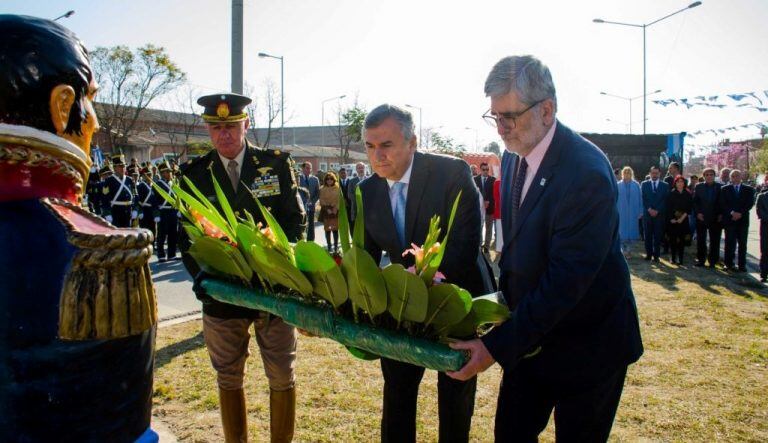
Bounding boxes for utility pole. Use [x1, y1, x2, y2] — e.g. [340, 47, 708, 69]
[231, 0, 244, 94]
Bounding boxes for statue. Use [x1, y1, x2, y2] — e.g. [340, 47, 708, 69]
[0, 15, 158, 442]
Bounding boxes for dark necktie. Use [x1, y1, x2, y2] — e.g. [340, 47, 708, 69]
[227, 160, 239, 192]
[510, 158, 528, 227]
[653, 181, 657, 192]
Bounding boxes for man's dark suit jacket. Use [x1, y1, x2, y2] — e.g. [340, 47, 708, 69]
[359, 152, 494, 296]
[693, 182, 722, 225]
[719, 183, 755, 227]
[474, 174, 496, 215]
[481, 122, 643, 381]
[641, 179, 669, 220]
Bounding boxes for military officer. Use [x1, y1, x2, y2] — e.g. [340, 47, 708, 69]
[179, 93, 305, 443]
[101, 154, 137, 227]
[154, 162, 180, 262]
[136, 166, 157, 238]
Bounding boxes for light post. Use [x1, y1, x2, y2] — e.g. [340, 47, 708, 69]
[464, 127, 479, 152]
[404, 104, 423, 148]
[53, 10, 75, 21]
[258, 52, 284, 148]
[321, 94, 346, 147]
[593, 1, 702, 134]
[600, 89, 661, 134]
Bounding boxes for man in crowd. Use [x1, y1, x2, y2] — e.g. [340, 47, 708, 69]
[338, 167, 352, 221]
[720, 169, 755, 272]
[298, 161, 320, 241]
[718, 167, 731, 185]
[664, 161, 682, 187]
[154, 162, 179, 262]
[473, 162, 496, 251]
[347, 162, 367, 226]
[136, 165, 157, 239]
[693, 168, 722, 267]
[180, 93, 305, 442]
[101, 153, 137, 228]
[447, 55, 643, 441]
[359, 104, 494, 442]
[756, 184, 768, 282]
[641, 165, 669, 262]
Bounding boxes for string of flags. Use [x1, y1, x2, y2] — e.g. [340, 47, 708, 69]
[653, 90, 768, 112]
[687, 121, 767, 138]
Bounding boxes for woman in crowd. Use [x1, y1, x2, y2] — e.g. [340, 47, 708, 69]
[319, 171, 340, 252]
[667, 175, 693, 265]
[617, 166, 643, 258]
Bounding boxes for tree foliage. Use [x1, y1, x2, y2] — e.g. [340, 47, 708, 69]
[430, 132, 466, 158]
[484, 141, 501, 156]
[91, 44, 186, 150]
[334, 101, 367, 164]
[751, 139, 768, 176]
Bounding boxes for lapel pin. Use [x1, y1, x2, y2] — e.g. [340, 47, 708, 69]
[540, 178, 547, 186]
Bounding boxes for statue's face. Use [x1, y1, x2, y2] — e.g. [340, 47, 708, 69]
[58, 79, 100, 155]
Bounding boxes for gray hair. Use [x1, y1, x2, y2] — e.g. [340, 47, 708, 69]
[484, 55, 557, 108]
[364, 104, 415, 141]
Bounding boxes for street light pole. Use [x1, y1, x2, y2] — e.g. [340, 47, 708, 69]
[404, 104, 422, 148]
[593, 2, 702, 134]
[465, 127, 479, 152]
[321, 94, 346, 147]
[53, 10, 75, 21]
[600, 89, 661, 134]
[258, 52, 285, 147]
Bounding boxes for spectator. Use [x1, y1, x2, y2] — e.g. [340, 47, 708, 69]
[664, 162, 681, 188]
[298, 162, 320, 241]
[492, 178, 503, 255]
[693, 168, 722, 267]
[470, 163, 480, 177]
[347, 162, 367, 228]
[319, 171, 340, 252]
[666, 175, 693, 265]
[717, 167, 731, 185]
[617, 166, 643, 258]
[474, 162, 496, 251]
[338, 167, 352, 222]
[756, 185, 768, 282]
[641, 165, 669, 262]
[720, 170, 755, 272]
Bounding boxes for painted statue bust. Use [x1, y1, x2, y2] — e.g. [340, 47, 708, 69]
[0, 15, 158, 442]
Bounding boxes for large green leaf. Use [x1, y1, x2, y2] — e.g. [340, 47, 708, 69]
[188, 237, 252, 283]
[252, 193, 294, 263]
[352, 186, 365, 249]
[211, 170, 239, 231]
[235, 224, 272, 286]
[173, 185, 235, 240]
[251, 244, 313, 296]
[421, 191, 462, 285]
[294, 241, 348, 308]
[382, 264, 428, 326]
[337, 188, 352, 253]
[443, 296, 510, 338]
[423, 283, 472, 328]
[341, 246, 387, 319]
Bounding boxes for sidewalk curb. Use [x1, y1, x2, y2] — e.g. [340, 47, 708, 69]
[151, 417, 178, 442]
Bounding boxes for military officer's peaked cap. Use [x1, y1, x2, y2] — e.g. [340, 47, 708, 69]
[197, 93, 251, 123]
[157, 161, 172, 173]
[98, 165, 113, 175]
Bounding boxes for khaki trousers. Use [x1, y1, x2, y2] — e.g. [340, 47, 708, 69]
[203, 313, 297, 391]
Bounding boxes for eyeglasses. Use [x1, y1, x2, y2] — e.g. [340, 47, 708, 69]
[483, 99, 544, 129]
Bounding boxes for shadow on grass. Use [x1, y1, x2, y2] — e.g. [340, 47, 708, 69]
[155, 330, 205, 370]
[628, 251, 768, 299]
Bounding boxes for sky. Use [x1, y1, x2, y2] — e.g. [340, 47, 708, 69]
[3, 0, 767, 153]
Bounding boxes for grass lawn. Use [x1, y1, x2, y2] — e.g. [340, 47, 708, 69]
[153, 252, 768, 442]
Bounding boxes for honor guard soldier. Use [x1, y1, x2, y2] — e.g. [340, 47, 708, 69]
[136, 166, 157, 238]
[154, 162, 179, 262]
[179, 93, 305, 442]
[93, 165, 113, 216]
[101, 154, 137, 227]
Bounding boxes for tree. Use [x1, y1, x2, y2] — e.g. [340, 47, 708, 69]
[91, 44, 186, 151]
[258, 79, 284, 148]
[751, 139, 768, 177]
[157, 83, 202, 160]
[430, 132, 466, 158]
[484, 141, 501, 156]
[332, 100, 367, 164]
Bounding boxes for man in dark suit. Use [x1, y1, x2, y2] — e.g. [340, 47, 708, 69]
[179, 93, 305, 442]
[360, 104, 495, 443]
[338, 167, 352, 223]
[664, 161, 681, 188]
[693, 168, 722, 267]
[720, 169, 755, 272]
[474, 162, 496, 251]
[756, 186, 768, 281]
[447, 55, 643, 442]
[298, 161, 320, 241]
[347, 161, 367, 226]
[641, 166, 669, 262]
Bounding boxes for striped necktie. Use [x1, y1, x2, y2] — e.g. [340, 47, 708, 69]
[510, 158, 528, 227]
